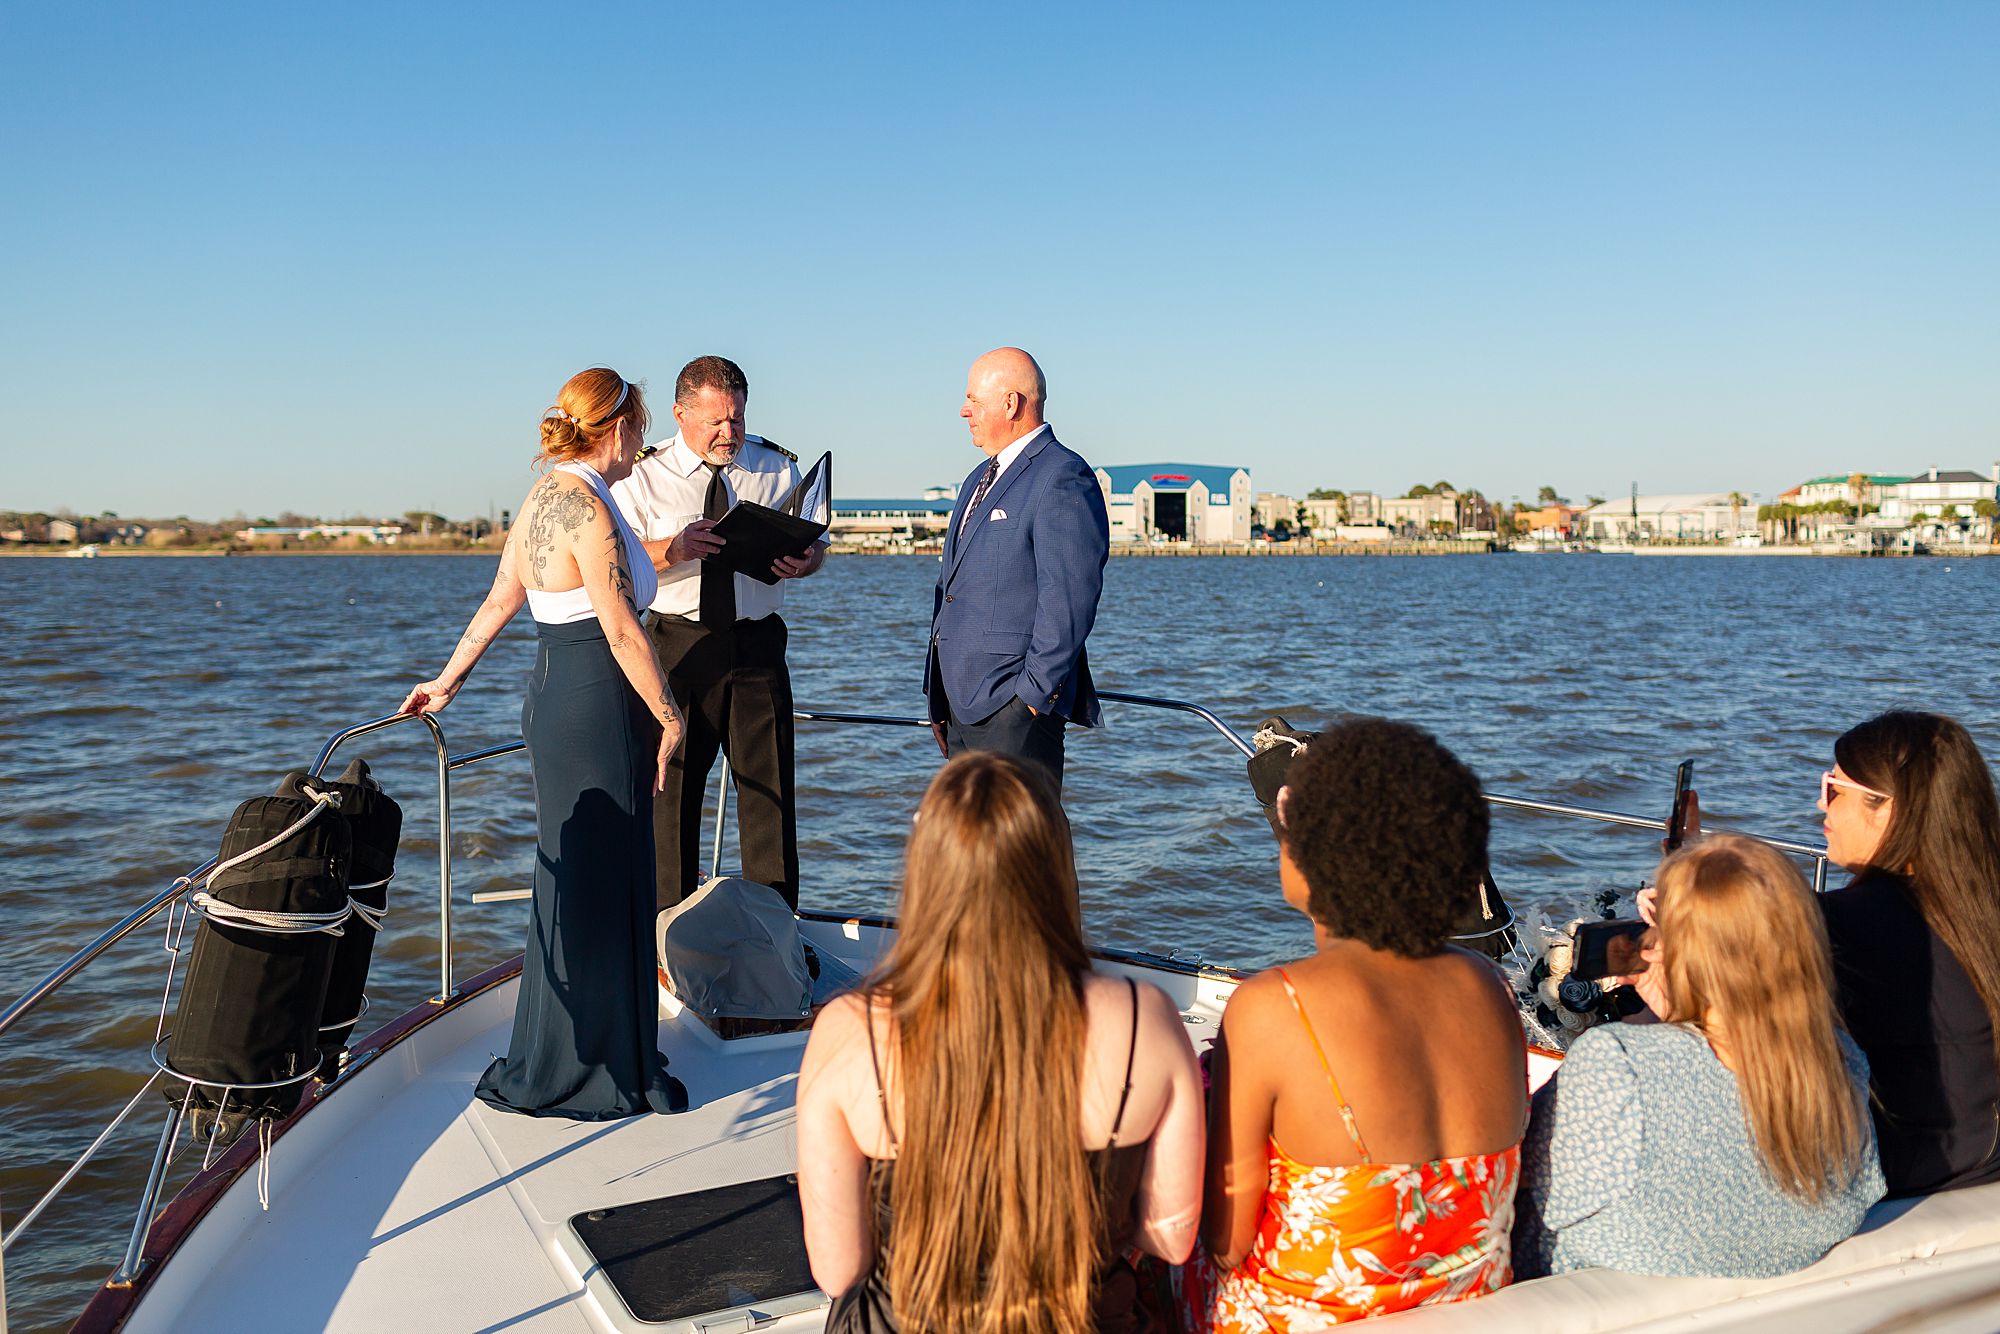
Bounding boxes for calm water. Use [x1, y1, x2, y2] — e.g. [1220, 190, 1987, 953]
[3, 551, 1998, 1329]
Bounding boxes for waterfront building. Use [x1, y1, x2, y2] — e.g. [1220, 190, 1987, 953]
[1879, 466, 1999, 521]
[1380, 489, 1492, 536]
[1300, 498, 1345, 533]
[1879, 466, 2000, 545]
[1514, 504, 1584, 538]
[1095, 463, 1252, 543]
[1797, 473, 1911, 510]
[1579, 494, 1751, 543]
[1253, 492, 1297, 531]
[236, 524, 404, 544]
[827, 497, 955, 546]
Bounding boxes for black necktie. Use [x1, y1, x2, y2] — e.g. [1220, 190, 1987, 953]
[961, 459, 999, 534]
[700, 463, 735, 628]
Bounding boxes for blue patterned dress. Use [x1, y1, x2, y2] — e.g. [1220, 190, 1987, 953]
[1512, 1023, 1884, 1278]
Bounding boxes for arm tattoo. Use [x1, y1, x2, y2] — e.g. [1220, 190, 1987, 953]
[659, 692, 675, 723]
[522, 476, 598, 589]
[459, 629, 491, 650]
[608, 530, 634, 604]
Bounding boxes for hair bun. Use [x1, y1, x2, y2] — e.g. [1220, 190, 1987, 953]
[540, 409, 584, 458]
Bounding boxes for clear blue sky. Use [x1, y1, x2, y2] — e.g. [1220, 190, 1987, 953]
[3, 2, 1994, 519]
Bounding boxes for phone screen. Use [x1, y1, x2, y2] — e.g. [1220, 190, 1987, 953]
[1572, 919, 1650, 981]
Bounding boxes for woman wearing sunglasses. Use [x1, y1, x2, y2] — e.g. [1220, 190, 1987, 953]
[1817, 710, 2000, 1196]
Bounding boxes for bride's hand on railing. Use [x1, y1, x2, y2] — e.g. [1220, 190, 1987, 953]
[400, 677, 458, 715]
[655, 703, 685, 793]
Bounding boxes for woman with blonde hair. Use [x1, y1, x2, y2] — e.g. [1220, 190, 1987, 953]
[1514, 835, 1884, 1277]
[797, 752, 1205, 1334]
[402, 367, 689, 1118]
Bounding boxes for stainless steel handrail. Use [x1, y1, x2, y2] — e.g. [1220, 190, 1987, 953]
[1482, 793, 1830, 888]
[0, 872, 213, 1043]
[309, 712, 454, 1002]
[1096, 690, 1258, 758]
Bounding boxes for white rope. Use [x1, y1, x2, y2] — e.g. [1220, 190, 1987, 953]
[189, 787, 352, 937]
[1251, 725, 1309, 755]
[191, 896, 350, 936]
[347, 874, 392, 932]
[256, 1118, 274, 1211]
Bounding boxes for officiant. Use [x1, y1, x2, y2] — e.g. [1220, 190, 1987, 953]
[613, 355, 826, 912]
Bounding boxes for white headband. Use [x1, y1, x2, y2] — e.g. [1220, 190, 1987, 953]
[583, 378, 631, 429]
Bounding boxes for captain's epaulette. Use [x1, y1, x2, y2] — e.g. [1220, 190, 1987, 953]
[760, 438, 797, 463]
[635, 444, 659, 462]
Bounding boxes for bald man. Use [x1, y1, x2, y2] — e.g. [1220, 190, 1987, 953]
[924, 348, 1110, 786]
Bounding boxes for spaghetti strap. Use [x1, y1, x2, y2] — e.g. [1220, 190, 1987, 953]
[1277, 968, 1371, 1160]
[1107, 978, 1139, 1148]
[863, 994, 899, 1150]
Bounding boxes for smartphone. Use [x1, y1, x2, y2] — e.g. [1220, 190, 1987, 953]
[1664, 759, 1696, 852]
[1572, 919, 1650, 981]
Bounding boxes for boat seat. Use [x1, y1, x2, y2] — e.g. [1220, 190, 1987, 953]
[1382, 1180, 2000, 1331]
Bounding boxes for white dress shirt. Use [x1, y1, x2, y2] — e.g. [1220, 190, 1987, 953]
[988, 423, 1048, 483]
[610, 432, 821, 621]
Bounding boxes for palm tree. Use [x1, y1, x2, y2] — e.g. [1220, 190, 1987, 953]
[1847, 473, 1868, 521]
[1974, 498, 1998, 544]
[1728, 491, 1747, 540]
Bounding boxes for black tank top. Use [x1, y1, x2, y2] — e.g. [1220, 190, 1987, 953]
[827, 979, 1155, 1334]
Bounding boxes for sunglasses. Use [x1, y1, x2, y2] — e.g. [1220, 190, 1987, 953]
[1821, 770, 1891, 807]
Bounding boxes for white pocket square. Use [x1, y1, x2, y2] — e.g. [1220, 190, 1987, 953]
[988, 508, 1008, 521]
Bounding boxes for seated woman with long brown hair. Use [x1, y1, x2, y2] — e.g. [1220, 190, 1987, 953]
[1514, 835, 1884, 1278]
[1816, 710, 2000, 1196]
[1191, 718, 1527, 1331]
[796, 752, 1205, 1334]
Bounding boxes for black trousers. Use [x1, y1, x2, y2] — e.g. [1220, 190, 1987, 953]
[944, 695, 1066, 790]
[644, 612, 798, 913]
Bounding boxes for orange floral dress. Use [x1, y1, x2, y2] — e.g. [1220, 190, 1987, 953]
[1185, 972, 1521, 1331]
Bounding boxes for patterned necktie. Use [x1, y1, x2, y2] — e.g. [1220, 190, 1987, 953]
[960, 458, 1000, 535]
[700, 463, 735, 628]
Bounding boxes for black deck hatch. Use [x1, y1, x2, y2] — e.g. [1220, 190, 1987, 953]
[569, 1174, 824, 1328]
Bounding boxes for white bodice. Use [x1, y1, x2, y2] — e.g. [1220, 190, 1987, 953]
[523, 461, 658, 625]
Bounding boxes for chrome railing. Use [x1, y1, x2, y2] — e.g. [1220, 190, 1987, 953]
[0, 691, 1830, 1291]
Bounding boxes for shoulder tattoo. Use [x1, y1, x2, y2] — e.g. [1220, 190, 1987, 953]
[523, 475, 598, 588]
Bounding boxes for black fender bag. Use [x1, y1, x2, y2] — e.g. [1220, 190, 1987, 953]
[294, 759, 402, 1065]
[165, 779, 351, 1119]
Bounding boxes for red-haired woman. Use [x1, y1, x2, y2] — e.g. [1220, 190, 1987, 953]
[403, 367, 687, 1119]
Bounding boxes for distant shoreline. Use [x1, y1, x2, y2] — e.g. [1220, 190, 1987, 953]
[4, 542, 1993, 560]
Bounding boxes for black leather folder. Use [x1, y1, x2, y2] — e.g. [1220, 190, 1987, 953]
[709, 452, 830, 586]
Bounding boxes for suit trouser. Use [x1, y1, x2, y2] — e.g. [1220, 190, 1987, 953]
[943, 695, 1066, 790]
[644, 612, 798, 913]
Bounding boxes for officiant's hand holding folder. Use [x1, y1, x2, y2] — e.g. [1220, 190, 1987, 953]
[706, 452, 832, 586]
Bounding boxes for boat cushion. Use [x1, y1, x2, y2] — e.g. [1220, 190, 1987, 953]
[1379, 1180, 2000, 1331]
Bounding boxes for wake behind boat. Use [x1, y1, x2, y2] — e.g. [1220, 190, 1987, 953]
[5, 695, 2000, 1333]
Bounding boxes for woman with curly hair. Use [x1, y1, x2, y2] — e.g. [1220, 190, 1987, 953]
[1191, 718, 1526, 1331]
[1816, 710, 2000, 1195]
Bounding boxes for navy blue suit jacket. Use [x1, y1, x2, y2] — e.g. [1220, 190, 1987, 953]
[925, 429, 1110, 728]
